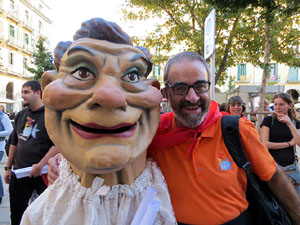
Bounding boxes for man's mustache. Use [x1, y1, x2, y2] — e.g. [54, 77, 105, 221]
[180, 99, 204, 108]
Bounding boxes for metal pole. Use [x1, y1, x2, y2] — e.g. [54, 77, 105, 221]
[210, 53, 215, 100]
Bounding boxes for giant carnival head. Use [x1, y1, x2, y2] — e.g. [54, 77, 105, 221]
[41, 18, 162, 187]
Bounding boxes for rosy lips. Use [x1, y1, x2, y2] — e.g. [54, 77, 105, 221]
[70, 121, 137, 139]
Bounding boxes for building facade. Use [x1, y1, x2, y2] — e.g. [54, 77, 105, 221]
[0, 0, 52, 113]
[225, 62, 300, 103]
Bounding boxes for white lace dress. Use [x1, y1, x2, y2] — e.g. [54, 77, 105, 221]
[21, 158, 177, 225]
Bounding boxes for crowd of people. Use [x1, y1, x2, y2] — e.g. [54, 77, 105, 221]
[1, 17, 300, 225]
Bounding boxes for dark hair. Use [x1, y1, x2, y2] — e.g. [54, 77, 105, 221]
[226, 95, 246, 114]
[22, 80, 42, 98]
[54, 18, 153, 76]
[273, 92, 299, 120]
[163, 52, 211, 83]
[219, 103, 227, 112]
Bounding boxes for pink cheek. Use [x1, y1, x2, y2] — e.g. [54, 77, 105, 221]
[126, 86, 162, 108]
[43, 80, 91, 110]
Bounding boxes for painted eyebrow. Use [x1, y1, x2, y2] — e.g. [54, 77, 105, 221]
[67, 46, 95, 56]
[128, 54, 147, 63]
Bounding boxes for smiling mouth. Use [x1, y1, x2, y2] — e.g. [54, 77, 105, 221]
[70, 120, 137, 139]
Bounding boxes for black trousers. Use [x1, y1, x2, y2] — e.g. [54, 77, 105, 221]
[177, 210, 252, 225]
[9, 173, 47, 225]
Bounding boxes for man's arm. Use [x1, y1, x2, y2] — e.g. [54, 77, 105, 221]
[4, 144, 16, 184]
[47, 153, 62, 185]
[267, 166, 300, 225]
[30, 146, 59, 177]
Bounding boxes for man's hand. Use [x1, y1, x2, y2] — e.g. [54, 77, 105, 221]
[4, 170, 12, 184]
[47, 153, 62, 185]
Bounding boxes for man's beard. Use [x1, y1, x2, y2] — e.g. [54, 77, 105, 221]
[22, 102, 29, 107]
[171, 98, 210, 129]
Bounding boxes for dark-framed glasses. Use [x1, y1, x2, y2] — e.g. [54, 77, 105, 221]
[166, 80, 211, 95]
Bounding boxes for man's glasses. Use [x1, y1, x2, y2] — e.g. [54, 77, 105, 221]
[165, 80, 211, 95]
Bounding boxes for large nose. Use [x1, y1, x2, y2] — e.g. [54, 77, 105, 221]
[185, 87, 200, 103]
[86, 84, 127, 111]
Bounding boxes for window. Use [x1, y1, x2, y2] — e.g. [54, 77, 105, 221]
[10, 0, 14, 11]
[237, 64, 246, 81]
[39, 21, 43, 32]
[288, 67, 299, 81]
[9, 25, 15, 37]
[25, 10, 29, 22]
[9, 52, 13, 65]
[269, 63, 278, 81]
[24, 33, 29, 45]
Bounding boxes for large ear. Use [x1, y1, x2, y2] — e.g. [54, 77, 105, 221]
[144, 78, 160, 90]
[41, 70, 58, 91]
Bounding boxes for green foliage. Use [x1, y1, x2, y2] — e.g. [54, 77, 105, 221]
[25, 39, 55, 81]
[122, 0, 240, 84]
[227, 75, 236, 93]
[122, 0, 300, 87]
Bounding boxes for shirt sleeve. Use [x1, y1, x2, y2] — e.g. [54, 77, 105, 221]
[0, 114, 13, 137]
[239, 119, 276, 181]
[11, 113, 20, 146]
[296, 120, 300, 129]
[260, 116, 272, 128]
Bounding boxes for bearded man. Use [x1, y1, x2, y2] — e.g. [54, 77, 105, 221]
[148, 52, 300, 225]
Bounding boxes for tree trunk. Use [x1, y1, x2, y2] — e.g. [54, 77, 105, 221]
[215, 16, 239, 83]
[257, 21, 271, 130]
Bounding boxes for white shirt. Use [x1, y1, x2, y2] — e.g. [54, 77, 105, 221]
[0, 113, 13, 152]
[21, 157, 176, 225]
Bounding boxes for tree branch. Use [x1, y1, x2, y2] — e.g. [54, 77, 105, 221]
[215, 16, 240, 83]
[157, 3, 183, 26]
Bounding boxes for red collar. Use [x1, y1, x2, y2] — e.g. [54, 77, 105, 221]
[148, 101, 222, 157]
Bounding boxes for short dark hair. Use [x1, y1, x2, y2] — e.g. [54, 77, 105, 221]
[163, 52, 211, 83]
[22, 80, 42, 97]
[226, 95, 245, 114]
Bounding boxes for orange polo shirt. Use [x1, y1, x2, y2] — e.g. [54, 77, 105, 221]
[148, 116, 276, 225]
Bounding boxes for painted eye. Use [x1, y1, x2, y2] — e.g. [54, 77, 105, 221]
[71, 67, 95, 81]
[121, 71, 140, 83]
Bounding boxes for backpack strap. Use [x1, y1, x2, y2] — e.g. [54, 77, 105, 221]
[221, 115, 252, 174]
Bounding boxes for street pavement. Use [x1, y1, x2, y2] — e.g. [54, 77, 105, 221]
[0, 147, 300, 225]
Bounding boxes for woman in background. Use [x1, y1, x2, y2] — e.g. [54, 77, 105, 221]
[0, 105, 13, 204]
[261, 93, 300, 194]
[221, 95, 247, 120]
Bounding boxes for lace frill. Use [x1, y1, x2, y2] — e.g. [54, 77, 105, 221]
[21, 157, 176, 225]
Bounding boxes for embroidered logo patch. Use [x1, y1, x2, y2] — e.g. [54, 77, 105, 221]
[218, 158, 233, 171]
[217, 153, 232, 172]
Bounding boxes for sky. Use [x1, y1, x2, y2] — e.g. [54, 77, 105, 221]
[47, 0, 143, 51]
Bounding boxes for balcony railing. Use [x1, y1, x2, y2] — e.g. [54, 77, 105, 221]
[7, 10, 20, 23]
[7, 36, 20, 48]
[23, 44, 33, 53]
[23, 20, 33, 31]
